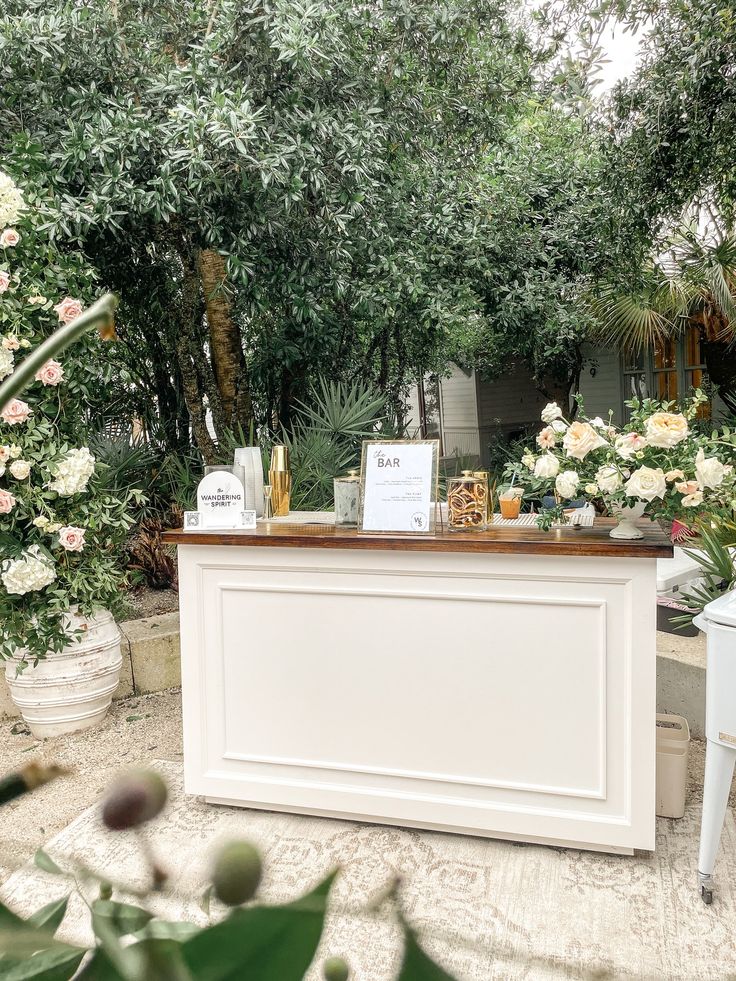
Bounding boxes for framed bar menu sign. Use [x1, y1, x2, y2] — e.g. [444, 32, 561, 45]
[358, 439, 440, 534]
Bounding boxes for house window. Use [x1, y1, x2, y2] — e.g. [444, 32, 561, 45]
[622, 326, 709, 419]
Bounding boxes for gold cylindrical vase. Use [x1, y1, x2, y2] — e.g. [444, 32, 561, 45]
[269, 445, 291, 516]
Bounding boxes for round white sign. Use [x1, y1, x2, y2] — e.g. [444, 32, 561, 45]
[196, 470, 246, 528]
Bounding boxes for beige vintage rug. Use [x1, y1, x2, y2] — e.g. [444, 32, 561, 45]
[2, 761, 735, 981]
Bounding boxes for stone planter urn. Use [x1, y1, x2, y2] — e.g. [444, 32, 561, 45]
[6, 608, 123, 739]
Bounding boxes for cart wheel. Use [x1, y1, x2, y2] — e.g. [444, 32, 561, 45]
[701, 884, 713, 905]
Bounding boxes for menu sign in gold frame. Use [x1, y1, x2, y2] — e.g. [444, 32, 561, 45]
[358, 439, 440, 534]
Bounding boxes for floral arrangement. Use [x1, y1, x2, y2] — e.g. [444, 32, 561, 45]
[512, 392, 736, 531]
[0, 168, 139, 665]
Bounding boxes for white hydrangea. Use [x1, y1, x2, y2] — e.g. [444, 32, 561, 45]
[0, 170, 24, 228]
[48, 447, 96, 496]
[0, 346, 13, 381]
[1, 546, 56, 596]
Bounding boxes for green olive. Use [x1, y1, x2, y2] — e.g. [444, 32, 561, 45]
[323, 956, 350, 981]
[212, 840, 262, 906]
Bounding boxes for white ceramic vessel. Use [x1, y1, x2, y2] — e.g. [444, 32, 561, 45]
[610, 501, 647, 539]
[6, 608, 122, 738]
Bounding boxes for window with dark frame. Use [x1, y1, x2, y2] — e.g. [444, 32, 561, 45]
[621, 327, 709, 420]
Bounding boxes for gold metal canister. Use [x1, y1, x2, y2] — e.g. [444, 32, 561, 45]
[269, 445, 291, 516]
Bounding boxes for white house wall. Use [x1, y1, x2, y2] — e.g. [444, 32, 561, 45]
[578, 346, 624, 423]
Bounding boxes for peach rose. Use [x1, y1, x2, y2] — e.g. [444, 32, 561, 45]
[57, 526, 86, 552]
[536, 426, 557, 449]
[53, 297, 83, 324]
[1, 398, 31, 425]
[645, 412, 688, 448]
[2, 336, 19, 351]
[0, 271, 9, 294]
[562, 421, 607, 461]
[35, 359, 64, 386]
[0, 229, 19, 248]
[675, 480, 699, 496]
[0, 488, 16, 514]
[0, 445, 9, 463]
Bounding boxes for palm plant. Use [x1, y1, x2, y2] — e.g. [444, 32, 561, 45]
[593, 229, 736, 411]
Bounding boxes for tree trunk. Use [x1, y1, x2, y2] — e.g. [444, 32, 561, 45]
[198, 249, 253, 436]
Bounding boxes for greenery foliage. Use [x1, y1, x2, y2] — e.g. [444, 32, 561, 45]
[0, 171, 138, 661]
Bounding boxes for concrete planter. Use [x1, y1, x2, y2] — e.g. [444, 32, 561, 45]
[6, 609, 122, 739]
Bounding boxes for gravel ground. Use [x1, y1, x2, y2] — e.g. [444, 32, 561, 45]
[124, 586, 179, 619]
[0, 689, 183, 882]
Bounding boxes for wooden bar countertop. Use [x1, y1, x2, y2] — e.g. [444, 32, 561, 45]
[163, 518, 673, 559]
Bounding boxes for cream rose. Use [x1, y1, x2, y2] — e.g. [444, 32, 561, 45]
[33, 515, 50, 529]
[665, 469, 685, 483]
[541, 402, 563, 424]
[0, 271, 9, 294]
[695, 448, 728, 490]
[35, 359, 64, 386]
[645, 412, 689, 448]
[57, 526, 86, 552]
[536, 426, 556, 449]
[53, 297, 83, 324]
[522, 452, 536, 469]
[9, 459, 30, 480]
[0, 228, 19, 248]
[534, 453, 560, 479]
[0, 398, 31, 425]
[595, 465, 623, 494]
[682, 491, 704, 508]
[625, 466, 667, 502]
[9, 444, 21, 458]
[562, 421, 607, 461]
[615, 433, 647, 460]
[0, 488, 16, 513]
[555, 470, 580, 499]
[0, 347, 13, 381]
[585, 483, 599, 495]
[0, 445, 9, 463]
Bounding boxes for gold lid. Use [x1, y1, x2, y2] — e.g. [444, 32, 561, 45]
[270, 445, 289, 471]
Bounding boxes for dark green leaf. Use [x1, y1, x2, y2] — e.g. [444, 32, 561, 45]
[181, 871, 336, 981]
[397, 927, 458, 980]
[28, 897, 69, 935]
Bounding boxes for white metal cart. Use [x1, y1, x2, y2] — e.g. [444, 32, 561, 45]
[694, 590, 736, 904]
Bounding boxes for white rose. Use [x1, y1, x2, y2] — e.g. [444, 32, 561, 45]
[33, 515, 50, 528]
[682, 491, 704, 508]
[562, 421, 607, 461]
[695, 448, 728, 490]
[589, 416, 607, 429]
[555, 470, 580, 499]
[644, 412, 689, 448]
[9, 459, 30, 480]
[585, 483, 599, 495]
[595, 465, 623, 494]
[9, 444, 21, 459]
[541, 402, 563, 424]
[615, 433, 647, 460]
[625, 466, 667, 502]
[551, 419, 568, 433]
[534, 453, 560, 479]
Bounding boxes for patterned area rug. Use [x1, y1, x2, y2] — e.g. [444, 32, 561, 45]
[2, 761, 735, 981]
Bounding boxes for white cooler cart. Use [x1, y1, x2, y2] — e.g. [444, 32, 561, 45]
[694, 590, 736, 904]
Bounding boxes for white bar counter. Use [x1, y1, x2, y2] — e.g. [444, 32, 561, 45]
[164, 519, 672, 854]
